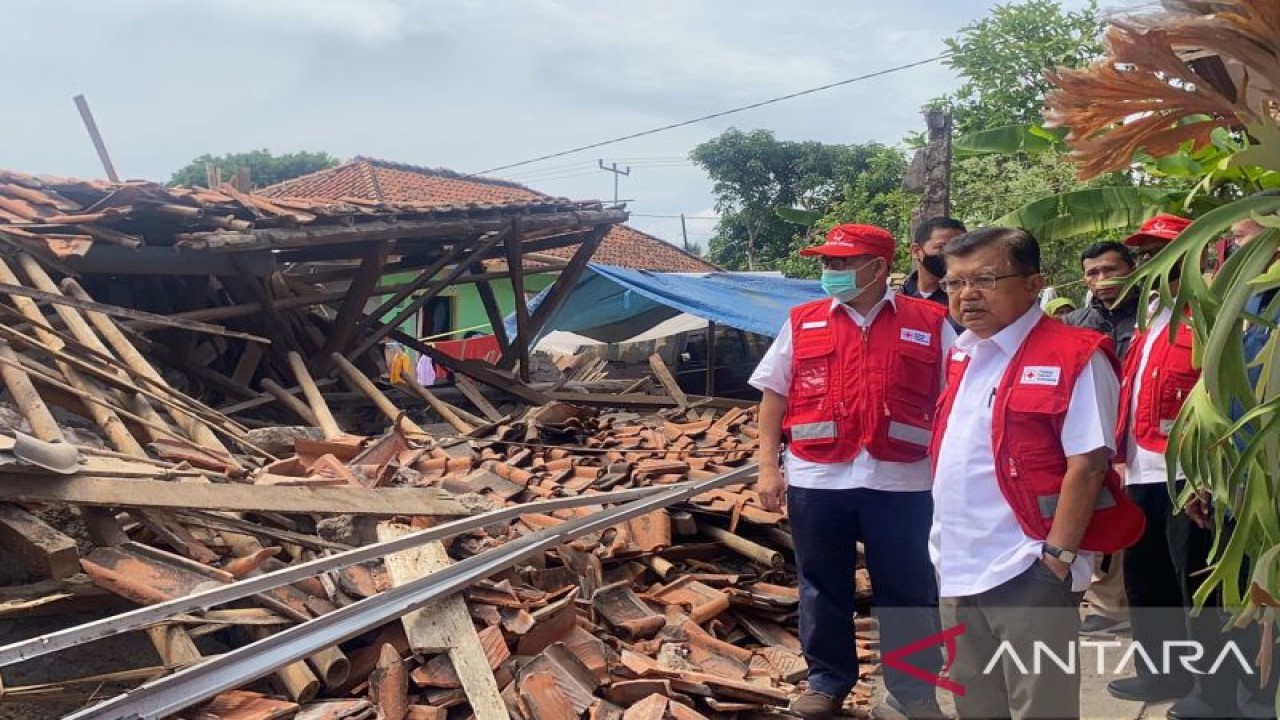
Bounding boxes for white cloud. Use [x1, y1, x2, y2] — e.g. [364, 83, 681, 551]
[199, 0, 414, 41]
[0, 0, 995, 222]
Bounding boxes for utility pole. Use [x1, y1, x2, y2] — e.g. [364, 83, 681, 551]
[597, 159, 631, 205]
[680, 213, 690, 251]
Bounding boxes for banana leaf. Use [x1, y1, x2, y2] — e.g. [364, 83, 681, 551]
[991, 186, 1175, 244]
[953, 124, 1066, 157]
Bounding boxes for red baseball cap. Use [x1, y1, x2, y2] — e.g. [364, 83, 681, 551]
[799, 223, 896, 261]
[1124, 214, 1192, 247]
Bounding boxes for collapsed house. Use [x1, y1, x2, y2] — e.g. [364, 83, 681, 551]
[0, 168, 879, 719]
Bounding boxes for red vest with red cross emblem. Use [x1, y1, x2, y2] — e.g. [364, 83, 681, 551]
[1116, 321, 1199, 454]
[930, 316, 1145, 553]
[783, 294, 948, 464]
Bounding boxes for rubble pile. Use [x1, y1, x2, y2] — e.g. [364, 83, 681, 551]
[0, 182, 881, 717]
[0, 338, 879, 719]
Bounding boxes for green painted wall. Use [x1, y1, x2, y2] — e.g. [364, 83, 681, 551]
[381, 271, 557, 340]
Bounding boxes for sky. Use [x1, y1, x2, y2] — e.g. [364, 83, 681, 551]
[0, 0, 1090, 248]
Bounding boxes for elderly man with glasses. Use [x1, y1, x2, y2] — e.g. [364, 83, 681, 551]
[750, 224, 953, 719]
[930, 227, 1144, 719]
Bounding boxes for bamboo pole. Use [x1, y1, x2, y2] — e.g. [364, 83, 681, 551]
[307, 645, 352, 690]
[0, 341, 61, 442]
[260, 379, 319, 425]
[329, 353, 427, 435]
[286, 352, 342, 439]
[400, 376, 479, 434]
[56, 275, 233, 457]
[0, 301, 250, 438]
[698, 523, 784, 569]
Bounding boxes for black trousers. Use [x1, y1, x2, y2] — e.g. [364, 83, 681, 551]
[1123, 482, 1240, 708]
[788, 485, 941, 704]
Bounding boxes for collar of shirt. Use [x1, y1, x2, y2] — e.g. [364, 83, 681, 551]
[953, 303, 1044, 358]
[903, 271, 947, 303]
[828, 288, 896, 326]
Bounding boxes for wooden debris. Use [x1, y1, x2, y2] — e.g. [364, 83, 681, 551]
[0, 476, 468, 516]
[378, 522, 508, 720]
[0, 503, 80, 580]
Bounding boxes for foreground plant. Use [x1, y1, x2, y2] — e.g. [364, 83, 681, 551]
[1045, 0, 1280, 701]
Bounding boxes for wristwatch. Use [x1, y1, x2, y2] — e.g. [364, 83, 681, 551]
[1042, 543, 1078, 564]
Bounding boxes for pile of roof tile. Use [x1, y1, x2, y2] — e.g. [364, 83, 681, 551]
[2, 384, 881, 718]
[0, 240, 878, 718]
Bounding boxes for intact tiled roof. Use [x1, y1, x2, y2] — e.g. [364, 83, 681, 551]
[546, 225, 719, 273]
[259, 157, 545, 206]
[259, 157, 719, 272]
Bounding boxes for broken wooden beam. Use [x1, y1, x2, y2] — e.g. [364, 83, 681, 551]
[288, 351, 343, 439]
[0, 504, 80, 580]
[377, 522, 507, 720]
[0, 476, 469, 516]
[647, 353, 690, 411]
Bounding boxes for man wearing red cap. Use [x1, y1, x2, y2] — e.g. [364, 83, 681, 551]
[750, 224, 954, 719]
[1108, 214, 1242, 718]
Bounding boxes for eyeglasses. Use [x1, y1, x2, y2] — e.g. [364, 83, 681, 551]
[938, 272, 1028, 293]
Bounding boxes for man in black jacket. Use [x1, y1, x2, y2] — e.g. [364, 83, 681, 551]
[901, 217, 966, 306]
[1063, 241, 1139, 358]
[1062, 240, 1139, 638]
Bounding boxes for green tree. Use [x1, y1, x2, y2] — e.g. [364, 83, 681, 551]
[937, 0, 1112, 291]
[778, 146, 912, 278]
[943, 0, 1104, 135]
[169, 149, 340, 189]
[691, 129, 905, 271]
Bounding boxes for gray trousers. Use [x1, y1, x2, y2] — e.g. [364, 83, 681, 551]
[940, 562, 1084, 720]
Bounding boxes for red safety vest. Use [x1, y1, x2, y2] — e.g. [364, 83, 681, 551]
[1116, 320, 1199, 454]
[931, 316, 1145, 553]
[783, 294, 948, 464]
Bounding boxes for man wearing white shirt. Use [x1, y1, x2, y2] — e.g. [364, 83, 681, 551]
[751, 224, 954, 719]
[931, 227, 1144, 719]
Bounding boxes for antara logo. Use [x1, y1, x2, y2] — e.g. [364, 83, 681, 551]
[984, 639, 1255, 678]
[881, 625, 1253, 697]
[881, 624, 967, 696]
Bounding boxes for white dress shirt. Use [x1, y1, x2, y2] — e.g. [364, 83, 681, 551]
[749, 290, 957, 492]
[1124, 310, 1184, 485]
[930, 305, 1119, 596]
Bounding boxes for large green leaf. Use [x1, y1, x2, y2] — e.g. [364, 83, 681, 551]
[990, 186, 1173, 244]
[1229, 122, 1280, 171]
[953, 124, 1067, 157]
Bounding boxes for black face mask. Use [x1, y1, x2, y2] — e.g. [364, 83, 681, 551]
[920, 253, 947, 279]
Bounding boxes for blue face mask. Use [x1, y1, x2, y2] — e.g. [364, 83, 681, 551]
[820, 269, 859, 302]
[820, 260, 878, 302]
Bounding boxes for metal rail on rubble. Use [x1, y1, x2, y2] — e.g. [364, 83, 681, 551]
[65, 464, 756, 720]
[0, 484, 675, 667]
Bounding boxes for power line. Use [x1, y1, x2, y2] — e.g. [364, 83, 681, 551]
[469, 52, 951, 177]
[629, 213, 720, 220]
[511, 161, 691, 182]
[505, 158, 691, 179]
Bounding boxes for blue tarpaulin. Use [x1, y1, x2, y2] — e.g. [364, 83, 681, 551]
[508, 263, 823, 344]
